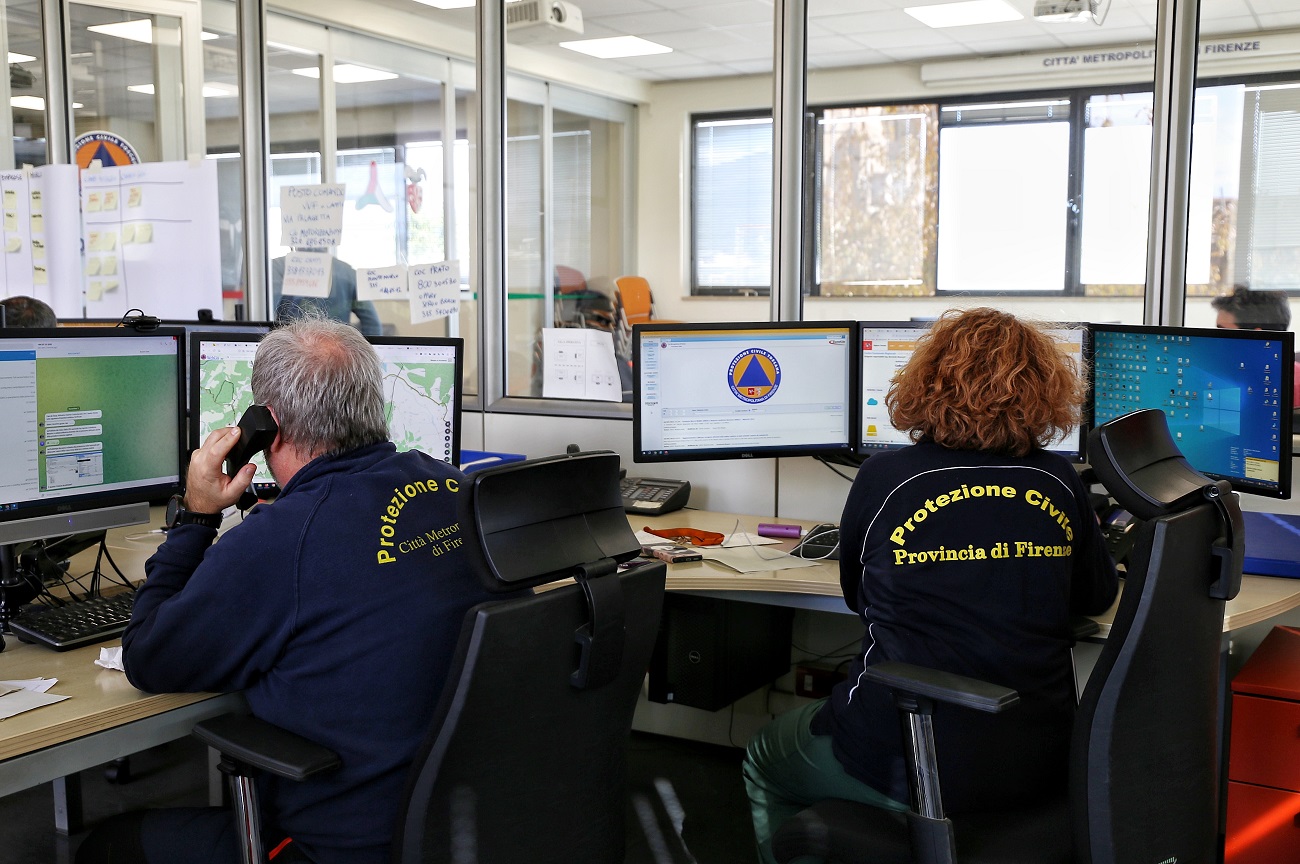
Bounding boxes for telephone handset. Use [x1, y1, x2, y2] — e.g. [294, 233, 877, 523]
[1099, 505, 1140, 568]
[226, 404, 278, 477]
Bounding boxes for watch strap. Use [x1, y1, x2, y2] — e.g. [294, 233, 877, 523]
[176, 508, 223, 529]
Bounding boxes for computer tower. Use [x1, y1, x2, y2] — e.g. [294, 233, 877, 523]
[647, 594, 795, 711]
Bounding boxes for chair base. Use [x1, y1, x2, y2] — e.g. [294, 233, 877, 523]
[772, 796, 1071, 864]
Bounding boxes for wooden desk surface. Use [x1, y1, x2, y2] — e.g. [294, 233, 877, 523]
[5, 505, 1298, 767]
[0, 638, 229, 763]
[637, 509, 1300, 636]
[1, 521, 231, 768]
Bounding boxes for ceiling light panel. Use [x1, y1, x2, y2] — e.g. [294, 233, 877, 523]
[560, 36, 672, 59]
[87, 20, 154, 44]
[904, 0, 1024, 28]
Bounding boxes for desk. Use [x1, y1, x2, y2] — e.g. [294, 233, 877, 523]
[0, 524, 243, 833]
[636, 509, 1300, 636]
[5, 507, 1299, 836]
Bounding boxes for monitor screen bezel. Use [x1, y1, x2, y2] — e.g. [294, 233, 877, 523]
[854, 320, 1092, 463]
[0, 326, 187, 537]
[854, 320, 930, 458]
[188, 331, 466, 467]
[632, 320, 859, 463]
[1087, 322, 1294, 499]
[188, 330, 263, 456]
[367, 334, 465, 466]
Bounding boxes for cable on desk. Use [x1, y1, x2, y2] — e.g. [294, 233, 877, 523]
[724, 519, 793, 563]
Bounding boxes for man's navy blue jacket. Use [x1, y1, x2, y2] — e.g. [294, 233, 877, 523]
[125, 443, 494, 863]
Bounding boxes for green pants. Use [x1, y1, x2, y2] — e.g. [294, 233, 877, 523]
[742, 699, 907, 864]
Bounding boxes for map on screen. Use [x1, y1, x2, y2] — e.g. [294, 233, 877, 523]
[192, 336, 461, 489]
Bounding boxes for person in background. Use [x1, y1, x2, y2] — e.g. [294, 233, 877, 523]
[272, 250, 383, 337]
[76, 317, 495, 864]
[1212, 284, 1300, 407]
[0, 295, 57, 327]
[742, 308, 1119, 864]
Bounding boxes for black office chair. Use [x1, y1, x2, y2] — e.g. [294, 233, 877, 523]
[772, 408, 1243, 864]
[193, 450, 667, 864]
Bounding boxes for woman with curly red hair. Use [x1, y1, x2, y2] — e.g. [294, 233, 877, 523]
[743, 308, 1118, 864]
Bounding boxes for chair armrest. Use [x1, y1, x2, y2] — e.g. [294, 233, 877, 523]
[863, 661, 1019, 714]
[193, 714, 341, 782]
[1071, 615, 1101, 642]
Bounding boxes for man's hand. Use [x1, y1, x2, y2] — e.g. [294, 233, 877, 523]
[185, 426, 258, 514]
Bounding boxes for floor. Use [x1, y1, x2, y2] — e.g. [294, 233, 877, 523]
[0, 731, 758, 864]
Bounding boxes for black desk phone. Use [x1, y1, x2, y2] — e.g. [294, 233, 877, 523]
[226, 404, 278, 476]
[224, 406, 281, 507]
[620, 476, 691, 516]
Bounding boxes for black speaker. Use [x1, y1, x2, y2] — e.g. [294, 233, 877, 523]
[648, 594, 794, 711]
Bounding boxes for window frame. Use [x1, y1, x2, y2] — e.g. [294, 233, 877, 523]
[691, 74, 1300, 302]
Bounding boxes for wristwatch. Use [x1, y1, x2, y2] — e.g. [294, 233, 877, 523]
[165, 494, 223, 530]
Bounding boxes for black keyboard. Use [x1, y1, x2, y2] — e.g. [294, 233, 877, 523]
[793, 524, 841, 560]
[9, 592, 136, 651]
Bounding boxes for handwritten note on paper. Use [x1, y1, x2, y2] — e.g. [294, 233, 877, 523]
[281, 251, 333, 299]
[357, 265, 408, 301]
[280, 184, 346, 249]
[409, 260, 461, 324]
[541, 328, 623, 402]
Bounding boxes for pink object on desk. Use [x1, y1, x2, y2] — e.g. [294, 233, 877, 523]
[757, 523, 803, 539]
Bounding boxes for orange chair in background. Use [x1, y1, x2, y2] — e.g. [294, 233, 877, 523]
[614, 275, 680, 328]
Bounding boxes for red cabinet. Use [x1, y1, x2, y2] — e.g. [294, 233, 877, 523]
[1226, 625, 1300, 864]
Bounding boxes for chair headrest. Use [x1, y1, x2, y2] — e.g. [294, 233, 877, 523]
[1086, 408, 1217, 522]
[460, 450, 641, 592]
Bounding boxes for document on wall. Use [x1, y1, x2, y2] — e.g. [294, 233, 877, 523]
[0, 170, 35, 296]
[357, 265, 408, 301]
[409, 260, 460, 324]
[280, 251, 333, 299]
[30, 164, 84, 317]
[81, 160, 223, 319]
[0, 165, 82, 318]
[280, 184, 345, 248]
[541, 328, 622, 402]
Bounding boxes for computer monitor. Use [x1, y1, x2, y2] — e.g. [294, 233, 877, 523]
[0, 327, 186, 547]
[1090, 324, 1293, 499]
[857, 320, 1090, 461]
[632, 321, 857, 463]
[189, 332, 464, 492]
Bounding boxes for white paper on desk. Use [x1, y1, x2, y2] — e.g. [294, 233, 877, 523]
[0, 677, 58, 693]
[541, 328, 622, 402]
[635, 530, 781, 550]
[719, 532, 781, 548]
[700, 546, 822, 574]
[96, 646, 126, 671]
[0, 689, 69, 720]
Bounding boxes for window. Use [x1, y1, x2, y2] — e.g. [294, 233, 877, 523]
[937, 100, 1071, 294]
[818, 105, 936, 297]
[693, 115, 772, 294]
[692, 76, 1295, 311]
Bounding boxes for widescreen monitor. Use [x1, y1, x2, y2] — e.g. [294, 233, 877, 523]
[1090, 324, 1293, 499]
[189, 333, 464, 493]
[632, 321, 857, 463]
[857, 321, 1090, 462]
[0, 327, 186, 546]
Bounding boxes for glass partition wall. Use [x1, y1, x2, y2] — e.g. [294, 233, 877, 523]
[3, 0, 1290, 415]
